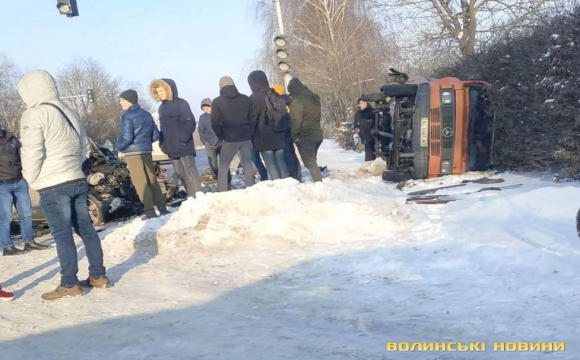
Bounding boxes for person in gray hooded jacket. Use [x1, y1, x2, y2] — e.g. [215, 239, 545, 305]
[18, 70, 109, 300]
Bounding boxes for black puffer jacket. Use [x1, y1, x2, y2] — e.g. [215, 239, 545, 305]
[152, 79, 196, 159]
[354, 105, 376, 142]
[0, 130, 23, 183]
[211, 86, 253, 143]
[248, 71, 286, 152]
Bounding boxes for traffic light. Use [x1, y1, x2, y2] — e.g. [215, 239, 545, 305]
[56, 0, 79, 17]
[274, 35, 290, 73]
[86, 89, 95, 103]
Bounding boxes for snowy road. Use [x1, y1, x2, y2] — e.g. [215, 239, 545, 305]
[1, 142, 579, 359]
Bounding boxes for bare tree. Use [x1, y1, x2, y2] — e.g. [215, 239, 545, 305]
[0, 55, 24, 133]
[256, 0, 401, 146]
[56, 58, 125, 144]
[371, 0, 555, 63]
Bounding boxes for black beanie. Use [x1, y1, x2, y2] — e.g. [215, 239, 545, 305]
[120, 89, 138, 104]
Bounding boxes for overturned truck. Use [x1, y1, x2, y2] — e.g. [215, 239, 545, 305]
[362, 72, 494, 182]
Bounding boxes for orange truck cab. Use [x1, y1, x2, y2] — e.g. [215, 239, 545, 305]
[362, 75, 493, 182]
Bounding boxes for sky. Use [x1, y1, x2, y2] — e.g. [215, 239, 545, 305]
[0, 0, 266, 117]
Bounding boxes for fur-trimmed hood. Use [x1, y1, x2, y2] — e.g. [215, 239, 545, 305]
[150, 78, 178, 102]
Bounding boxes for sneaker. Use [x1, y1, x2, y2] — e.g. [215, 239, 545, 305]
[157, 206, 171, 216]
[78, 276, 111, 289]
[41, 285, 83, 301]
[24, 241, 50, 251]
[3, 245, 29, 256]
[141, 210, 158, 221]
[0, 285, 14, 302]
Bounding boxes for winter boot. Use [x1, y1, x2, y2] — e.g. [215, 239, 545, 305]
[158, 206, 171, 216]
[41, 285, 83, 301]
[0, 285, 14, 302]
[78, 276, 111, 289]
[3, 245, 29, 256]
[141, 210, 158, 221]
[24, 241, 50, 251]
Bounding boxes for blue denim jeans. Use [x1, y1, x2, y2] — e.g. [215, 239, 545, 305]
[251, 149, 268, 181]
[0, 180, 34, 250]
[39, 180, 105, 287]
[261, 149, 289, 180]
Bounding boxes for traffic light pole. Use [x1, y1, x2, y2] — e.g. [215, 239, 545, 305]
[273, 0, 292, 93]
[274, 0, 285, 36]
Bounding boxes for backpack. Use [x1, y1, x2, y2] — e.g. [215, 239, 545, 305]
[264, 89, 291, 132]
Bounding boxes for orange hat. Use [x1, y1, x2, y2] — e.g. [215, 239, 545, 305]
[272, 84, 285, 95]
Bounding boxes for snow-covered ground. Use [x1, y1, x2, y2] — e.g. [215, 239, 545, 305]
[1, 142, 579, 359]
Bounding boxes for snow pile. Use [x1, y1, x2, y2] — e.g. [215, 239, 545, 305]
[100, 177, 412, 256]
[3, 142, 580, 359]
[356, 158, 387, 176]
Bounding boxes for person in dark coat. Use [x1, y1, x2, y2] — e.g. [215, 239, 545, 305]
[150, 79, 201, 198]
[248, 71, 288, 180]
[117, 90, 168, 220]
[287, 77, 324, 182]
[353, 99, 377, 162]
[211, 76, 255, 191]
[199, 98, 232, 186]
[0, 128, 49, 256]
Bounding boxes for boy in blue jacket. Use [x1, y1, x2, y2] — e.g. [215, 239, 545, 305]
[117, 90, 169, 220]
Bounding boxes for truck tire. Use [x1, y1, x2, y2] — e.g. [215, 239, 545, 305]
[88, 193, 108, 226]
[382, 170, 413, 183]
[381, 84, 418, 97]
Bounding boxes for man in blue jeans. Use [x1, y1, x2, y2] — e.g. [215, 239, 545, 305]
[18, 70, 109, 301]
[0, 129, 49, 256]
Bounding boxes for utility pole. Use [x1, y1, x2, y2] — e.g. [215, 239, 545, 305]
[273, 0, 292, 93]
[274, 0, 285, 36]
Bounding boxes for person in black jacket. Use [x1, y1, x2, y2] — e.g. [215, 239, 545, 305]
[150, 79, 201, 198]
[0, 129, 49, 256]
[117, 90, 168, 220]
[248, 71, 289, 180]
[211, 76, 255, 191]
[353, 99, 377, 162]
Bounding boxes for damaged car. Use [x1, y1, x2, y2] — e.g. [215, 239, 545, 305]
[26, 139, 185, 227]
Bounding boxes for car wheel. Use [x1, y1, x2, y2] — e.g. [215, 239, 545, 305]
[88, 194, 108, 226]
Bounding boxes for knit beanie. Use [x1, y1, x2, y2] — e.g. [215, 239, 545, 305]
[219, 76, 235, 89]
[120, 89, 138, 104]
[200, 98, 212, 109]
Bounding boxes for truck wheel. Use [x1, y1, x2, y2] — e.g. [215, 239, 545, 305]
[381, 84, 418, 97]
[88, 194, 108, 226]
[382, 170, 413, 183]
